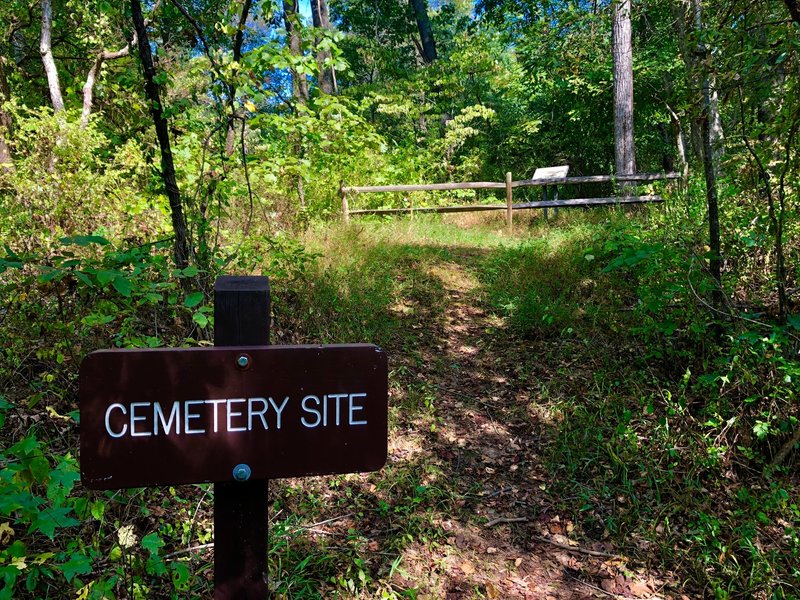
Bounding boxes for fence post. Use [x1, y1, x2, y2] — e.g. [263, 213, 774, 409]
[340, 183, 349, 224]
[505, 172, 513, 233]
[543, 184, 549, 220]
[213, 276, 270, 599]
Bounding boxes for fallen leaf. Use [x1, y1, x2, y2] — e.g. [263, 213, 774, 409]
[486, 581, 501, 599]
[461, 561, 475, 576]
[0, 523, 14, 545]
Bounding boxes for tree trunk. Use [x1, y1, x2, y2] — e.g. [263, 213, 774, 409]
[225, 0, 253, 156]
[130, 0, 190, 270]
[81, 38, 135, 129]
[695, 0, 723, 305]
[283, 0, 309, 103]
[40, 0, 64, 112]
[0, 56, 13, 172]
[612, 0, 636, 187]
[410, 0, 437, 64]
[310, 0, 336, 94]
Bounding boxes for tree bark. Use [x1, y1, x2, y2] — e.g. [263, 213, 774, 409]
[40, 0, 64, 112]
[410, 0, 437, 64]
[310, 0, 336, 94]
[81, 37, 136, 129]
[130, 0, 190, 269]
[612, 0, 636, 187]
[283, 0, 309, 102]
[0, 56, 13, 171]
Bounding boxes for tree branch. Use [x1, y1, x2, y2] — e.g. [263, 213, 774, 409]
[39, 0, 64, 112]
[80, 34, 137, 128]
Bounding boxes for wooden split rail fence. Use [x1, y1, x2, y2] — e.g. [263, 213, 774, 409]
[340, 171, 682, 229]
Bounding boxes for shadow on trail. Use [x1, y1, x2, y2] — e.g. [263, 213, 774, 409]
[268, 235, 683, 599]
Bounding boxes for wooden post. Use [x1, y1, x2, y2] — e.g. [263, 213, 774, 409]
[340, 183, 349, 224]
[505, 172, 513, 233]
[542, 184, 549, 220]
[214, 276, 270, 599]
[552, 184, 559, 219]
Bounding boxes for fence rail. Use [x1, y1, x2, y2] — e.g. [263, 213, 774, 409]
[340, 171, 681, 229]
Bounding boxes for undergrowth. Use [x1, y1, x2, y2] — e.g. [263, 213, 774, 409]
[1, 202, 798, 597]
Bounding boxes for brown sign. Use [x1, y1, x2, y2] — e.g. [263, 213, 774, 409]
[80, 344, 388, 489]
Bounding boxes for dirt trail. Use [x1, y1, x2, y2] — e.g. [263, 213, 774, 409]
[387, 254, 677, 599]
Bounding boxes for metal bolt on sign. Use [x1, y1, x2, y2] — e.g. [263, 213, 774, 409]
[232, 464, 252, 482]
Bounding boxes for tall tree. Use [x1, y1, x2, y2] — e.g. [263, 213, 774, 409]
[130, 0, 189, 269]
[410, 0, 437, 63]
[693, 0, 722, 304]
[612, 0, 635, 178]
[310, 0, 336, 94]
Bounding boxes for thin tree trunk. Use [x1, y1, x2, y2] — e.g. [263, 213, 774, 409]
[81, 37, 136, 129]
[612, 0, 636, 191]
[0, 56, 13, 171]
[695, 0, 723, 305]
[283, 0, 309, 103]
[225, 0, 253, 155]
[130, 0, 189, 270]
[410, 0, 437, 64]
[702, 81, 722, 303]
[40, 0, 64, 112]
[310, 0, 336, 94]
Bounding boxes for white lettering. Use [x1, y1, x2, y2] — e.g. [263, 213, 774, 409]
[329, 393, 347, 426]
[349, 393, 368, 425]
[268, 396, 289, 430]
[105, 403, 128, 438]
[206, 399, 227, 433]
[184, 400, 206, 434]
[154, 402, 180, 435]
[248, 397, 268, 431]
[130, 402, 152, 437]
[301, 395, 321, 428]
[227, 399, 247, 432]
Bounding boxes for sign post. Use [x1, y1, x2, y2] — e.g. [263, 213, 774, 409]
[213, 276, 270, 599]
[79, 276, 388, 598]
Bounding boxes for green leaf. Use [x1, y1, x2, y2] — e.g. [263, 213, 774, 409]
[58, 553, 92, 583]
[184, 291, 204, 308]
[112, 276, 133, 297]
[29, 507, 79, 539]
[788, 314, 800, 331]
[47, 457, 80, 504]
[141, 533, 164, 555]
[182, 265, 199, 277]
[60, 235, 110, 247]
[172, 562, 191, 591]
[192, 312, 209, 328]
[96, 270, 117, 286]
